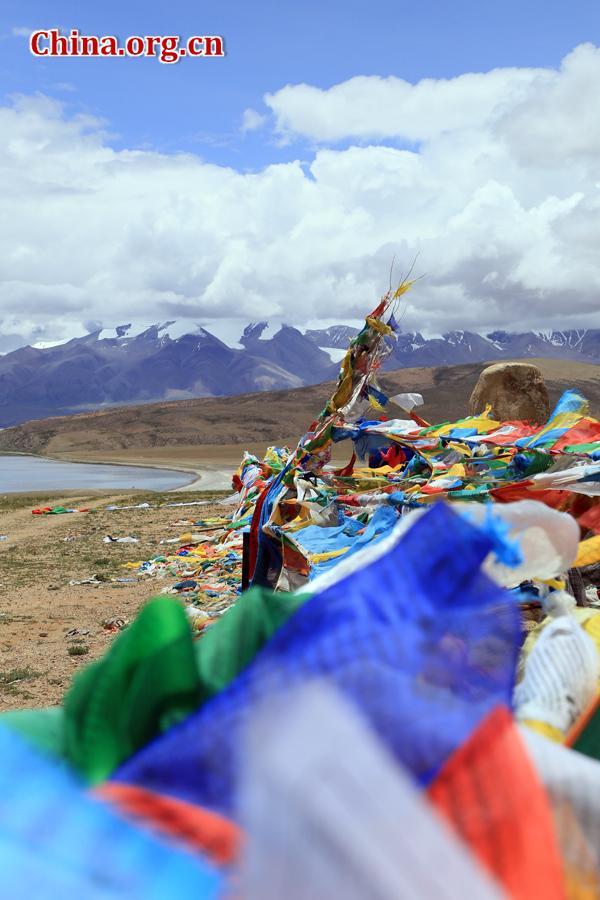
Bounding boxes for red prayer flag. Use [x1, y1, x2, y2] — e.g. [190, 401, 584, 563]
[554, 419, 600, 452]
[428, 706, 565, 900]
[578, 502, 600, 535]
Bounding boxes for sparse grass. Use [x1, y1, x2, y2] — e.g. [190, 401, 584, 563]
[0, 492, 97, 513]
[0, 613, 33, 624]
[0, 488, 228, 517]
[0, 666, 42, 695]
[0, 490, 227, 706]
[0, 666, 40, 684]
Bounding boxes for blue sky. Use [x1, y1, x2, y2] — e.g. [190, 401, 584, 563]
[0, 1, 599, 348]
[1, 0, 599, 168]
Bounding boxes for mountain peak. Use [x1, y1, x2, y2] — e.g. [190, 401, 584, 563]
[6, 319, 600, 429]
[241, 322, 268, 342]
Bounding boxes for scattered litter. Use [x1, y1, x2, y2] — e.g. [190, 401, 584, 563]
[0, 535, 7, 542]
[173, 579, 199, 592]
[105, 502, 151, 511]
[6, 280, 600, 894]
[103, 535, 140, 544]
[102, 618, 129, 633]
[389, 391, 424, 411]
[123, 287, 600, 620]
[183, 607, 210, 621]
[163, 500, 212, 509]
[586, 584, 600, 604]
[68, 574, 108, 586]
[218, 493, 241, 506]
[65, 629, 90, 639]
[104, 499, 217, 512]
[32, 506, 89, 516]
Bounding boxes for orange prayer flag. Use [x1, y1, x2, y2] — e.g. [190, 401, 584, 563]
[96, 782, 241, 865]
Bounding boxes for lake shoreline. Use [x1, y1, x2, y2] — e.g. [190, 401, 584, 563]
[46, 444, 245, 491]
[0, 454, 197, 494]
[1, 448, 239, 494]
[2, 447, 196, 480]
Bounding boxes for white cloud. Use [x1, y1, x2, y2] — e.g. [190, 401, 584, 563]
[265, 67, 541, 144]
[265, 44, 600, 156]
[241, 107, 267, 133]
[11, 26, 32, 38]
[1, 45, 600, 350]
[496, 43, 600, 165]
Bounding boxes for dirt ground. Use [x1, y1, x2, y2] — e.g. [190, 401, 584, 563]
[0, 489, 228, 710]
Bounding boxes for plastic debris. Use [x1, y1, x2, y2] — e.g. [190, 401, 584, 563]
[515, 615, 599, 739]
[105, 502, 152, 511]
[32, 506, 89, 515]
[65, 628, 91, 639]
[68, 575, 108, 586]
[19, 285, 600, 622]
[102, 618, 129, 633]
[389, 391, 424, 411]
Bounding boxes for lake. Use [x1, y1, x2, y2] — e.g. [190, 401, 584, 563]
[0, 455, 193, 493]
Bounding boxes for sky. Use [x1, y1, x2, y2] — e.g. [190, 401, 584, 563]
[0, 0, 599, 350]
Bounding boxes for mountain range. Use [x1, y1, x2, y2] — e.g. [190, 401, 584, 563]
[2, 357, 599, 459]
[0, 320, 599, 426]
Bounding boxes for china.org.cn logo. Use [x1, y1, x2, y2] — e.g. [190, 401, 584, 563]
[30, 29, 225, 64]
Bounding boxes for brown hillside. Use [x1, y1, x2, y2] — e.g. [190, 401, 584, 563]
[1, 358, 599, 458]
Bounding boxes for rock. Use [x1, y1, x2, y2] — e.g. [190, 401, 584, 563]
[469, 362, 550, 423]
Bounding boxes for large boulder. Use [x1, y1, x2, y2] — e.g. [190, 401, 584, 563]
[469, 362, 550, 423]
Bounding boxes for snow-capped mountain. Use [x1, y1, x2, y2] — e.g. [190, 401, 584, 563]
[379, 328, 600, 369]
[1, 320, 600, 427]
[0, 321, 336, 426]
[304, 325, 360, 349]
[309, 324, 600, 369]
